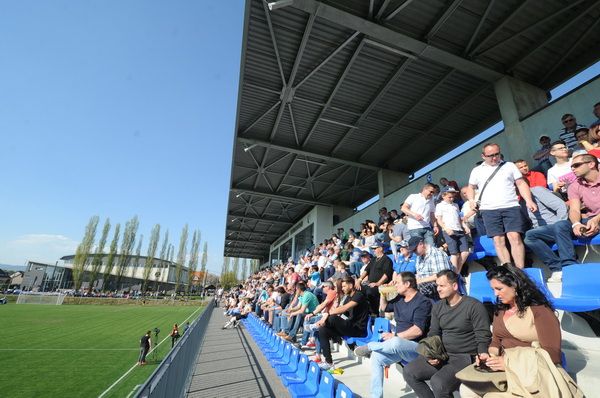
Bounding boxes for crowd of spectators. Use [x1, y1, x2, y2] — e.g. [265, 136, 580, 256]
[218, 107, 598, 397]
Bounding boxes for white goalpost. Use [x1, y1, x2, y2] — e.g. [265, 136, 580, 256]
[16, 292, 67, 305]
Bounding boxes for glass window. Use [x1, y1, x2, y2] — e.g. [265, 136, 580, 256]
[293, 224, 314, 261]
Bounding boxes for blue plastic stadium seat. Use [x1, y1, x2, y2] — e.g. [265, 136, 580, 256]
[344, 316, 372, 345]
[354, 317, 390, 347]
[573, 234, 600, 247]
[276, 348, 300, 376]
[315, 370, 335, 398]
[265, 339, 286, 361]
[550, 263, 600, 312]
[476, 236, 497, 257]
[289, 362, 321, 398]
[468, 271, 495, 303]
[334, 383, 354, 398]
[271, 342, 293, 367]
[283, 354, 309, 387]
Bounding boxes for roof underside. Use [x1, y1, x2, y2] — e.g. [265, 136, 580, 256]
[225, 0, 600, 260]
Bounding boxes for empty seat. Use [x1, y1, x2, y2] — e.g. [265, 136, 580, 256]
[271, 342, 293, 367]
[289, 362, 321, 398]
[468, 271, 495, 303]
[549, 264, 600, 312]
[276, 347, 300, 376]
[344, 315, 372, 345]
[282, 354, 309, 387]
[334, 383, 354, 398]
[314, 370, 335, 398]
[476, 235, 497, 257]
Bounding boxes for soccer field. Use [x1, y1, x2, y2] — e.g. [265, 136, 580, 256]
[0, 303, 205, 398]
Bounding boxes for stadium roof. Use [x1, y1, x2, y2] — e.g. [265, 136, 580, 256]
[225, 0, 600, 260]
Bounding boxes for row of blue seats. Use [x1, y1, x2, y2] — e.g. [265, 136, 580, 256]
[241, 313, 355, 398]
[471, 234, 600, 259]
[469, 263, 600, 312]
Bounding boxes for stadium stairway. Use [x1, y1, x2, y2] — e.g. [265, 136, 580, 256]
[185, 307, 289, 398]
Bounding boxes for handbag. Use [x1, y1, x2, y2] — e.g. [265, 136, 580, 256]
[416, 335, 448, 362]
[456, 363, 508, 396]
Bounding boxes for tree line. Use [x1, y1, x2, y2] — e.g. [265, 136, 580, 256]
[220, 256, 260, 289]
[71, 215, 208, 295]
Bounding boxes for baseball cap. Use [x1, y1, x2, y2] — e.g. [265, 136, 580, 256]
[370, 241, 385, 249]
[407, 236, 424, 251]
[398, 239, 409, 248]
[360, 250, 372, 258]
[441, 186, 458, 194]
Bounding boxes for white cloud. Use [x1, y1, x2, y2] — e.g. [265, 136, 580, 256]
[0, 234, 80, 265]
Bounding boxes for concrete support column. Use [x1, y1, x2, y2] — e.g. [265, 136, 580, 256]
[377, 169, 409, 209]
[494, 76, 548, 161]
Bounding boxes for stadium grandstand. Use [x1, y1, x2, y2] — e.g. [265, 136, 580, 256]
[139, 1, 600, 397]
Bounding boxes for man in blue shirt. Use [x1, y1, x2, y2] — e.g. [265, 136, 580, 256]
[393, 240, 417, 275]
[354, 272, 432, 398]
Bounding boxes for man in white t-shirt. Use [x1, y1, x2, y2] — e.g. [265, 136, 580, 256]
[401, 183, 439, 246]
[547, 140, 575, 197]
[466, 143, 537, 268]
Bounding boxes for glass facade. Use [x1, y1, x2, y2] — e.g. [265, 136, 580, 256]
[293, 224, 314, 261]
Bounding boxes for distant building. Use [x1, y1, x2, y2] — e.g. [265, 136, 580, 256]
[20, 254, 190, 293]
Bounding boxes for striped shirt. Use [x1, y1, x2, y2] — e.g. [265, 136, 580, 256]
[415, 245, 452, 277]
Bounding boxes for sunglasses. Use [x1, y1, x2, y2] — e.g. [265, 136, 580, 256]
[483, 152, 501, 158]
[571, 162, 588, 169]
[562, 118, 575, 123]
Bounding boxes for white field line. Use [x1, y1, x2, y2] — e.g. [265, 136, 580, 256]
[125, 384, 142, 398]
[97, 305, 204, 398]
[0, 348, 138, 351]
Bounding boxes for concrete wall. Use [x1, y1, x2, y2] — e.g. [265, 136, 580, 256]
[334, 75, 600, 232]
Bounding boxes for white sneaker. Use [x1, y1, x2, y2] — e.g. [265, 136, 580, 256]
[547, 271, 562, 283]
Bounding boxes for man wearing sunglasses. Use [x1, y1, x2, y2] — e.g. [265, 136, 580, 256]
[568, 153, 600, 240]
[558, 113, 586, 151]
[466, 143, 537, 269]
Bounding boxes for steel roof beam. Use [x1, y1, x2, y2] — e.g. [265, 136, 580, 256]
[463, 0, 496, 55]
[228, 213, 294, 225]
[226, 228, 280, 238]
[467, 0, 532, 57]
[233, 188, 334, 206]
[331, 58, 412, 156]
[474, 0, 590, 57]
[226, 239, 272, 247]
[238, 137, 381, 171]
[507, 0, 600, 73]
[426, 0, 464, 41]
[289, 0, 504, 82]
[300, 38, 366, 147]
[383, 0, 417, 22]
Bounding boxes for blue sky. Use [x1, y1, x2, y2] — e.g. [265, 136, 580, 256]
[0, 0, 245, 273]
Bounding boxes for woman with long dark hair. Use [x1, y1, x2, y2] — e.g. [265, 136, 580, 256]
[460, 264, 562, 397]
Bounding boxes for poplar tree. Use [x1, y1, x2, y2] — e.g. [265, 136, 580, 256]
[232, 257, 240, 280]
[174, 224, 188, 294]
[88, 218, 111, 292]
[241, 258, 248, 280]
[200, 242, 208, 274]
[186, 230, 201, 296]
[102, 223, 120, 291]
[133, 234, 143, 278]
[72, 216, 99, 291]
[142, 224, 160, 295]
[115, 215, 139, 290]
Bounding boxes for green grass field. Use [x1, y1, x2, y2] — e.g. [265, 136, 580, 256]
[0, 303, 204, 398]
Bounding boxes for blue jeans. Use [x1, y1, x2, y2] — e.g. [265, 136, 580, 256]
[367, 337, 419, 398]
[300, 314, 322, 353]
[272, 309, 283, 331]
[408, 228, 434, 247]
[349, 261, 363, 276]
[524, 220, 576, 272]
[283, 313, 306, 340]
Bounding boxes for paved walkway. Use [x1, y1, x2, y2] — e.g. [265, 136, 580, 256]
[186, 308, 289, 398]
